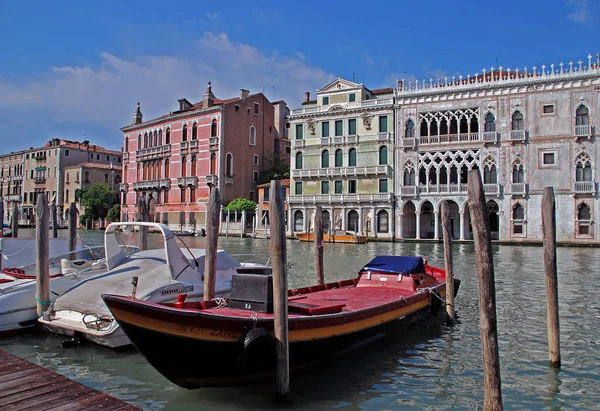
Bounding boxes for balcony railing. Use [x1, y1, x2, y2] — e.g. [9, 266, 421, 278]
[34, 177, 46, 184]
[11, 175, 23, 182]
[418, 184, 468, 194]
[119, 183, 128, 192]
[482, 131, 498, 143]
[205, 175, 218, 186]
[401, 137, 417, 148]
[377, 132, 390, 142]
[189, 140, 199, 149]
[6, 195, 21, 202]
[510, 183, 528, 194]
[483, 183, 500, 195]
[346, 134, 359, 145]
[123, 152, 129, 161]
[419, 133, 480, 145]
[291, 165, 390, 179]
[400, 186, 417, 196]
[136, 144, 171, 159]
[290, 98, 393, 115]
[288, 193, 394, 204]
[225, 176, 234, 185]
[575, 125, 592, 137]
[132, 179, 171, 191]
[209, 137, 219, 146]
[177, 176, 198, 188]
[574, 180, 595, 193]
[509, 130, 526, 141]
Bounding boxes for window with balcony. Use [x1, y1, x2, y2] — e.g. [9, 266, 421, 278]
[125, 137, 129, 152]
[403, 164, 416, 185]
[192, 123, 198, 140]
[576, 153, 592, 182]
[484, 113, 496, 132]
[577, 202, 592, 236]
[181, 156, 187, 177]
[166, 128, 171, 144]
[512, 111, 524, 130]
[321, 181, 329, 194]
[191, 155, 197, 176]
[379, 179, 388, 193]
[322, 122, 329, 137]
[249, 126, 257, 146]
[512, 161, 524, 183]
[182, 124, 188, 142]
[405, 119, 414, 138]
[158, 129, 162, 145]
[211, 119, 218, 137]
[483, 158, 497, 184]
[321, 150, 329, 168]
[379, 116, 388, 133]
[295, 182, 303, 195]
[164, 159, 169, 178]
[349, 93, 355, 102]
[348, 119, 357, 135]
[348, 148, 357, 167]
[335, 180, 343, 194]
[576, 105, 589, 126]
[335, 149, 343, 167]
[379, 146, 388, 165]
[295, 124, 303, 140]
[295, 152, 303, 169]
[512, 203, 525, 235]
[323, 96, 329, 105]
[348, 180, 357, 193]
[335, 120, 343, 136]
[377, 210, 389, 233]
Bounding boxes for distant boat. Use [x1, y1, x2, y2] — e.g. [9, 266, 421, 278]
[296, 230, 367, 244]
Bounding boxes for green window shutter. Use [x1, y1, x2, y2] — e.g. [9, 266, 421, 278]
[295, 152, 303, 169]
[379, 116, 388, 132]
[321, 181, 329, 194]
[349, 93, 356, 102]
[335, 180, 343, 193]
[335, 120, 343, 136]
[348, 119, 356, 135]
[379, 179, 388, 193]
[321, 150, 329, 168]
[295, 182, 303, 195]
[379, 146, 388, 165]
[295, 124, 303, 139]
[323, 96, 329, 105]
[322, 122, 329, 137]
[335, 150, 343, 167]
[349, 149, 357, 167]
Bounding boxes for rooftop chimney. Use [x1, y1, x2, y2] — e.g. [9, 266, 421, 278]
[240, 89, 250, 100]
[305, 91, 310, 102]
[132, 102, 143, 125]
[203, 81, 215, 107]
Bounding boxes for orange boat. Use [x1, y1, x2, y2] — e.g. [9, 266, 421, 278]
[296, 230, 367, 244]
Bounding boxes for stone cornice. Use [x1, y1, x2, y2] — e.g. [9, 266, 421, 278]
[121, 105, 223, 133]
[288, 104, 394, 121]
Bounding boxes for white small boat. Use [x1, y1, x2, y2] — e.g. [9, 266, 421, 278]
[39, 222, 271, 349]
[0, 239, 104, 335]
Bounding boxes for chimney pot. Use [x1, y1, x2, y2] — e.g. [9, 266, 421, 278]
[240, 89, 250, 100]
[305, 91, 310, 102]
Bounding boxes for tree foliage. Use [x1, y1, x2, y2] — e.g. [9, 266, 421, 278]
[79, 184, 118, 224]
[107, 204, 121, 222]
[224, 198, 257, 212]
[257, 152, 289, 184]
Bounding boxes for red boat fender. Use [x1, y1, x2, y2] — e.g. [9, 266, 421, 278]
[174, 293, 188, 309]
[2, 267, 62, 279]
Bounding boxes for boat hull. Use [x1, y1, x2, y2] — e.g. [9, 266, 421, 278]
[296, 233, 367, 244]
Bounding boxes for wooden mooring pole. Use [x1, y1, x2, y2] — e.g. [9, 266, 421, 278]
[51, 203, 58, 239]
[36, 194, 50, 317]
[0, 201, 4, 272]
[11, 203, 18, 238]
[467, 169, 503, 411]
[314, 206, 324, 285]
[204, 187, 220, 301]
[139, 198, 148, 251]
[68, 202, 77, 255]
[542, 187, 561, 367]
[441, 201, 455, 325]
[269, 180, 289, 397]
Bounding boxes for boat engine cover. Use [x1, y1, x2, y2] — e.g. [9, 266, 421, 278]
[229, 273, 273, 313]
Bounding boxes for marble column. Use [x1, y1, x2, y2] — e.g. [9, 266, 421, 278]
[433, 211, 439, 240]
[415, 211, 421, 239]
[459, 211, 465, 240]
[371, 207, 377, 237]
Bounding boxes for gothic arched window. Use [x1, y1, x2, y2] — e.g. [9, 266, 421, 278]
[512, 111, 524, 130]
[484, 113, 496, 132]
[405, 119, 415, 138]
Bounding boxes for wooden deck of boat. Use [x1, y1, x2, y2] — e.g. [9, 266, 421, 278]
[0, 350, 141, 411]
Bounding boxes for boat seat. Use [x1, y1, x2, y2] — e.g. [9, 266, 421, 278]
[288, 301, 346, 315]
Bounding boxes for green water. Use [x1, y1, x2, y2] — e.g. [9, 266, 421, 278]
[1, 230, 599, 410]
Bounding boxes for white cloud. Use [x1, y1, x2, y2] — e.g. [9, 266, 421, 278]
[205, 12, 219, 19]
[567, 0, 591, 23]
[0, 32, 335, 129]
[364, 53, 374, 65]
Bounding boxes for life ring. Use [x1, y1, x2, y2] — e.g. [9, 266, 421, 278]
[3, 267, 26, 276]
[240, 327, 275, 374]
[430, 291, 442, 315]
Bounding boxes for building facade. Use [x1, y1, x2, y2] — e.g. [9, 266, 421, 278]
[0, 151, 25, 225]
[395, 55, 599, 243]
[287, 79, 395, 239]
[257, 179, 290, 228]
[120, 84, 285, 230]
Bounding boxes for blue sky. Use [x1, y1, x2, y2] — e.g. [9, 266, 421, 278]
[0, 0, 597, 153]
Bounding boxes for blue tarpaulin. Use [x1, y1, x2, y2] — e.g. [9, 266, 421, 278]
[360, 256, 425, 274]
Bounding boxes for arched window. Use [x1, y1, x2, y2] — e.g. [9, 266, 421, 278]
[379, 146, 388, 165]
[512, 160, 524, 183]
[335, 149, 343, 167]
[165, 127, 171, 144]
[192, 123, 198, 140]
[578, 202, 591, 220]
[210, 152, 216, 175]
[158, 129, 162, 146]
[125, 137, 129, 152]
[295, 152, 303, 169]
[484, 113, 496, 132]
[576, 154, 592, 181]
[153, 130, 158, 146]
[420, 119, 428, 136]
[377, 210, 389, 233]
[294, 210, 304, 232]
[348, 148, 357, 167]
[321, 150, 329, 168]
[137, 164, 141, 180]
[347, 210, 359, 233]
[164, 159, 169, 178]
[191, 155, 197, 175]
[65, 189, 69, 203]
[226, 153, 233, 176]
[144, 132, 148, 148]
[403, 165, 416, 186]
[249, 126, 256, 146]
[576, 105, 589, 126]
[512, 203, 525, 220]
[123, 165, 127, 183]
[405, 119, 415, 138]
[211, 119, 218, 137]
[512, 111, 524, 130]
[483, 157, 497, 184]
[181, 156, 186, 177]
[137, 134, 141, 149]
[182, 124, 188, 141]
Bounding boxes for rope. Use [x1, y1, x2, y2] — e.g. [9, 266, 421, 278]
[212, 297, 228, 308]
[0, 241, 34, 258]
[417, 287, 453, 306]
[35, 296, 52, 306]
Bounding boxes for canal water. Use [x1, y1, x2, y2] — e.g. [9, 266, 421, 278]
[1, 230, 599, 410]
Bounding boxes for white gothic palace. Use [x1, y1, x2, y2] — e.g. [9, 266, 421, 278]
[288, 55, 600, 243]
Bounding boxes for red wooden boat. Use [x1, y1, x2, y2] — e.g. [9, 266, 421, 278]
[102, 256, 459, 388]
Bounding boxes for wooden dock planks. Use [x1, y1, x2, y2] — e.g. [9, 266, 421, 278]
[0, 350, 140, 411]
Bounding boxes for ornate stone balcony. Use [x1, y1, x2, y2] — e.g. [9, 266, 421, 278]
[574, 180, 595, 194]
[119, 183, 128, 192]
[6, 195, 21, 202]
[510, 183, 528, 195]
[419, 133, 480, 146]
[418, 184, 468, 194]
[132, 178, 170, 191]
[136, 144, 171, 159]
[401, 137, 417, 149]
[291, 165, 390, 179]
[575, 125, 592, 138]
[34, 177, 46, 184]
[209, 137, 219, 147]
[288, 192, 394, 204]
[11, 175, 23, 182]
[482, 131, 498, 143]
[205, 174, 218, 186]
[483, 183, 500, 195]
[177, 176, 198, 188]
[377, 132, 390, 142]
[400, 186, 417, 196]
[509, 130, 527, 142]
[225, 176, 234, 185]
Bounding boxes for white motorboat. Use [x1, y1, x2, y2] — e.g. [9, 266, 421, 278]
[39, 222, 271, 349]
[0, 239, 104, 335]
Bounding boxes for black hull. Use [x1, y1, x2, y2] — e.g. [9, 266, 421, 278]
[119, 306, 432, 389]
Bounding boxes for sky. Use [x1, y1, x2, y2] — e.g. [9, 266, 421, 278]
[0, 0, 598, 153]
